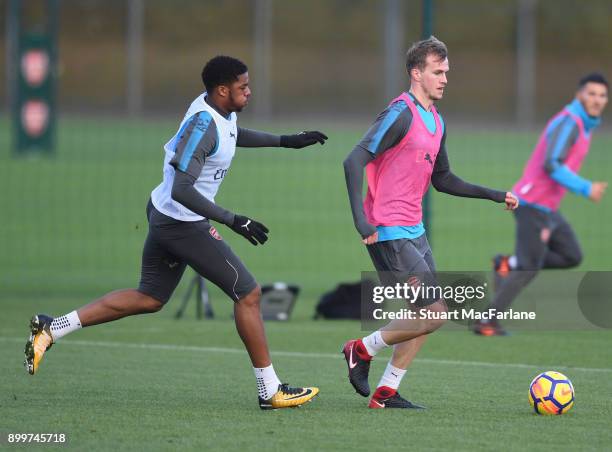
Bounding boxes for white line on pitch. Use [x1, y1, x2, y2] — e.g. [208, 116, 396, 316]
[2, 336, 611, 374]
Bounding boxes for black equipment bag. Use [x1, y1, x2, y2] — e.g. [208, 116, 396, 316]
[314, 280, 376, 320]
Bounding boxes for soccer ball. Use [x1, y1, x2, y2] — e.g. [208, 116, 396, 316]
[528, 371, 575, 415]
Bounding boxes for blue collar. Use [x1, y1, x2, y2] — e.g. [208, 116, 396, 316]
[407, 92, 431, 112]
[566, 98, 601, 133]
[407, 92, 438, 134]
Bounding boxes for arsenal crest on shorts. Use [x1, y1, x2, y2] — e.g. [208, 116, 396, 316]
[209, 226, 222, 240]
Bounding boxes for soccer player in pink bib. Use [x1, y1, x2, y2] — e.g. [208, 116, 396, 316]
[341, 36, 519, 409]
[474, 73, 608, 337]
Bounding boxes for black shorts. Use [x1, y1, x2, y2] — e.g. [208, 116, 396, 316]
[137, 200, 257, 304]
[366, 234, 439, 307]
[513, 205, 582, 270]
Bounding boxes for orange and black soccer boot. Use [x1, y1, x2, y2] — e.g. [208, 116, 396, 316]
[341, 339, 372, 397]
[368, 386, 425, 409]
[493, 254, 512, 277]
[472, 319, 508, 336]
[258, 383, 319, 410]
[24, 314, 54, 375]
[492, 254, 512, 293]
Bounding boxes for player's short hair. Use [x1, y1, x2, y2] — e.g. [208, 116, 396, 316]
[578, 73, 609, 89]
[201, 56, 248, 92]
[405, 36, 448, 75]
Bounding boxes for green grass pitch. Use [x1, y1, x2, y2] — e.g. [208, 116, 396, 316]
[1, 118, 612, 450]
[2, 301, 612, 451]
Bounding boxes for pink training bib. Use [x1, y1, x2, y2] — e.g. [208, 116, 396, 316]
[513, 108, 591, 211]
[364, 93, 444, 226]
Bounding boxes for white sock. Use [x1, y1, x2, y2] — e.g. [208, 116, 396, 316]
[377, 362, 407, 390]
[362, 330, 388, 357]
[253, 364, 282, 400]
[50, 311, 82, 341]
[508, 255, 518, 269]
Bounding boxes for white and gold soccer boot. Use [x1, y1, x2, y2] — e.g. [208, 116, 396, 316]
[258, 383, 319, 410]
[24, 314, 54, 375]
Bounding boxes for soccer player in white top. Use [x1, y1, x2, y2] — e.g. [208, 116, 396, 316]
[24, 56, 326, 410]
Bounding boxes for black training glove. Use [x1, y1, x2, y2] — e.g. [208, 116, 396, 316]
[230, 215, 269, 246]
[280, 131, 328, 149]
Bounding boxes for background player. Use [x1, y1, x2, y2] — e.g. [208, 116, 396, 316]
[341, 37, 519, 409]
[24, 55, 327, 410]
[474, 73, 608, 336]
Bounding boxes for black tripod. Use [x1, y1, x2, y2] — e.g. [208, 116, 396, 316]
[174, 274, 214, 319]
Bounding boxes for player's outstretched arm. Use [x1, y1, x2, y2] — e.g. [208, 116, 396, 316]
[236, 127, 327, 149]
[431, 145, 518, 209]
[546, 153, 607, 202]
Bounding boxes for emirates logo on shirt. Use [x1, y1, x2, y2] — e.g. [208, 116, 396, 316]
[209, 226, 222, 240]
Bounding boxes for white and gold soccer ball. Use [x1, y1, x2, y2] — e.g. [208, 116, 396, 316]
[528, 371, 574, 415]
